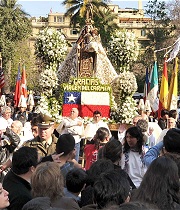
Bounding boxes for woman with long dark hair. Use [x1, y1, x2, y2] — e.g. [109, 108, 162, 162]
[121, 126, 147, 188]
[131, 156, 180, 210]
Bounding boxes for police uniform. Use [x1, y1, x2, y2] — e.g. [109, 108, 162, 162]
[23, 114, 57, 157]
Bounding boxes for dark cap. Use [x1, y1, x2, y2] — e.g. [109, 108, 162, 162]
[56, 134, 75, 155]
[37, 113, 54, 128]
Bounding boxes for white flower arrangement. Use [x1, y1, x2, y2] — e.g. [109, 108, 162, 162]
[39, 67, 58, 96]
[107, 29, 139, 72]
[35, 27, 69, 65]
[112, 71, 137, 103]
[110, 96, 138, 124]
[35, 27, 69, 120]
[35, 95, 63, 123]
[109, 31, 139, 124]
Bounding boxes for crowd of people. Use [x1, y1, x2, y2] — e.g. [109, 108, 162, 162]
[0, 96, 180, 210]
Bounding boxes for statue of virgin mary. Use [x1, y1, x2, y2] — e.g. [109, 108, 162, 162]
[57, 5, 117, 85]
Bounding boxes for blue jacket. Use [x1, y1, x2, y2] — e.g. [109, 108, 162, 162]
[143, 141, 163, 167]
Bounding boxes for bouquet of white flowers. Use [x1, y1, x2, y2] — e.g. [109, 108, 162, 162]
[35, 27, 68, 65]
[35, 27, 68, 120]
[107, 29, 139, 72]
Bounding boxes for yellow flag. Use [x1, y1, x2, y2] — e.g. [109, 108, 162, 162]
[158, 58, 168, 118]
[167, 57, 178, 110]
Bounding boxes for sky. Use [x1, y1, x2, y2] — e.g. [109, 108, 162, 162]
[17, 0, 150, 17]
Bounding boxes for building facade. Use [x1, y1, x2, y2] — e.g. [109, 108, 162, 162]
[29, 1, 151, 54]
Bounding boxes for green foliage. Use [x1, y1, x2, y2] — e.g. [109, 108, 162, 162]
[142, 0, 176, 63]
[0, 0, 32, 92]
[93, 8, 119, 48]
[11, 40, 38, 91]
[0, 0, 32, 63]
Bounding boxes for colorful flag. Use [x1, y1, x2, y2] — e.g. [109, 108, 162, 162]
[158, 58, 168, 118]
[0, 67, 5, 89]
[21, 64, 28, 98]
[14, 64, 21, 107]
[143, 67, 149, 101]
[62, 91, 110, 117]
[167, 57, 178, 110]
[147, 61, 159, 112]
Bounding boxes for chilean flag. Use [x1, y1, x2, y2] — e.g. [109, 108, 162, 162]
[21, 64, 28, 99]
[14, 64, 21, 107]
[62, 91, 110, 117]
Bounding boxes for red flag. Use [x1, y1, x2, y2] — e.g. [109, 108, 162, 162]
[14, 64, 21, 107]
[21, 64, 27, 98]
[0, 67, 5, 89]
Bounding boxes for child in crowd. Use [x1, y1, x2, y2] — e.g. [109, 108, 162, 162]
[84, 127, 110, 170]
[64, 168, 87, 204]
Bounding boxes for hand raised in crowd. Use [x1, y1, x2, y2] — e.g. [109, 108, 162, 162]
[51, 152, 64, 163]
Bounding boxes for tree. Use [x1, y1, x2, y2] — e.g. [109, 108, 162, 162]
[11, 40, 39, 92]
[93, 8, 119, 48]
[167, 0, 180, 37]
[141, 0, 175, 65]
[62, 0, 108, 27]
[0, 0, 32, 92]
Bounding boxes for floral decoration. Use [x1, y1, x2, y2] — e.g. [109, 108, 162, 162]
[109, 30, 139, 124]
[34, 27, 68, 119]
[35, 27, 68, 66]
[110, 97, 138, 124]
[110, 71, 138, 124]
[107, 29, 139, 72]
[112, 71, 137, 103]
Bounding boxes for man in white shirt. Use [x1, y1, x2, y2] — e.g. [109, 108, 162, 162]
[156, 117, 176, 144]
[84, 110, 111, 141]
[56, 108, 84, 162]
[0, 106, 13, 129]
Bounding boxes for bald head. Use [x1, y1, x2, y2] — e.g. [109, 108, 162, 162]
[70, 108, 79, 120]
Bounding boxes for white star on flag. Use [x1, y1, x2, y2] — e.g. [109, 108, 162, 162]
[67, 94, 76, 103]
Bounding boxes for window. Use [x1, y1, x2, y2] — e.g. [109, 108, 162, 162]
[70, 29, 78, 35]
[57, 16, 64, 22]
[141, 29, 146, 36]
[54, 16, 64, 22]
